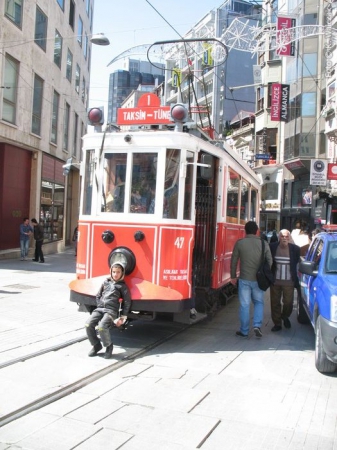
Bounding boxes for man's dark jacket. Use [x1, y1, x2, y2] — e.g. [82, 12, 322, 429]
[269, 242, 301, 288]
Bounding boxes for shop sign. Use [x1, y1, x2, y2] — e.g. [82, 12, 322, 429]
[328, 163, 337, 180]
[310, 159, 328, 186]
[276, 17, 296, 57]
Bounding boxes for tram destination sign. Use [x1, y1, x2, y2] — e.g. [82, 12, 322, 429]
[117, 106, 171, 125]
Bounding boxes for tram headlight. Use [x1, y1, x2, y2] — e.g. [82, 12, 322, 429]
[108, 247, 136, 276]
[124, 134, 132, 143]
[102, 230, 115, 244]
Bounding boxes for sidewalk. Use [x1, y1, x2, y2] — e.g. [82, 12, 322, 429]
[0, 253, 336, 449]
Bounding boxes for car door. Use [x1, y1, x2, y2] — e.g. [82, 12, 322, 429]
[300, 238, 324, 319]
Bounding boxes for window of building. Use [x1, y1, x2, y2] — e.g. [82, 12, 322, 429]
[2, 55, 19, 124]
[66, 49, 73, 82]
[82, 77, 86, 103]
[86, 0, 90, 16]
[302, 53, 317, 77]
[57, 0, 64, 10]
[73, 113, 79, 156]
[83, 33, 88, 59]
[41, 155, 65, 242]
[63, 102, 70, 152]
[5, 0, 23, 27]
[292, 179, 312, 208]
[32, 74, 43, 135]
[257, 86, 264, 111]
[69, 0, 75, 29]
[90, 6, 93, 29]
[54, 29, 63, 68]
[51, 90, 60, 144]
[35, 7, 47, 51]
[77, 16, 83, 47]
[75, 64, 80, 93]
[302, 92, 316, 116]
[262, 182, 278, 202]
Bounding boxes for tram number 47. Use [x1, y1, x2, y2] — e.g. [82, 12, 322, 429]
[174, 237, 184, 249]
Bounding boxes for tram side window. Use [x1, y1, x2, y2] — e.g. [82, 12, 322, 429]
[103, 153, 127, 212]
[130, 153, 157, 214]
[227, 169, 239, 223]
[164, 148, 180, 219]
[240, 179, 249, 224]
[83, 149, 95, 215]
[183, 151, 194, 220]
[250, 189, 257, 221]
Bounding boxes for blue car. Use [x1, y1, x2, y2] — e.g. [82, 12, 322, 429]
[298, 228, 337, 373]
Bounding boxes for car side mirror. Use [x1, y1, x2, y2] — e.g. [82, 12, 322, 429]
[299, 260, 318, 277]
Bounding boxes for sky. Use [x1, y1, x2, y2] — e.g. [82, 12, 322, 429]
[89, 0, 223, 111]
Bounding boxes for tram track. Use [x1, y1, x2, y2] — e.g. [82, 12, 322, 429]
[0, 321, 190, 428]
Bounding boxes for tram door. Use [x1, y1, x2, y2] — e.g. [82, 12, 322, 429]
[193, 152, 219, 307]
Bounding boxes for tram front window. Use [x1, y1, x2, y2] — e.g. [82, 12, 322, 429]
[103, 153, 127, 212]
[130, 153, 157, 214]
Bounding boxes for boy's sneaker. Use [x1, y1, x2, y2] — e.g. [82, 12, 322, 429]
[104, 343, 114, 359]
[253, 327, 263, 338]
[88, 342, 102, 357]
[235, 331, 248, 338]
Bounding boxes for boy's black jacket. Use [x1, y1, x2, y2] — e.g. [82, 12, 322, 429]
[95, 278, 131, 317]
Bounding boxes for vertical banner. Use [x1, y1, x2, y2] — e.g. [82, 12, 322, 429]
[271, 84, 289, 122]
[280, 84, 289, 122]
[310, 159, 328, 186]
[277, 17, 296, 57]
[271, 84, 281, 121]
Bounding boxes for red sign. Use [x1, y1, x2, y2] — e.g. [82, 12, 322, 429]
[328, 163, 337, 180]
[117, 93, 172, 125]
[277, 17, 296, 57]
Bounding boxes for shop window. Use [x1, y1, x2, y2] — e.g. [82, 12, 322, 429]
[41, 181, 64, 241]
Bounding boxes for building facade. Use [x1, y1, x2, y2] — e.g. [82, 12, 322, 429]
[163, 0, 260, 139]
[107, 59, 165, 124]
[0, 0, 93, 256]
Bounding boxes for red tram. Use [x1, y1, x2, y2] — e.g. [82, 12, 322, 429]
[69, 100, 261, 322]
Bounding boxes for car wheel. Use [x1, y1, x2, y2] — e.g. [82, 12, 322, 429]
[296, 292, 310, 324]
[315, 317, 337, 373]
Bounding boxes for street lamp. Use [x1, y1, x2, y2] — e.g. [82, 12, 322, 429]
[90, 33, 110, 46]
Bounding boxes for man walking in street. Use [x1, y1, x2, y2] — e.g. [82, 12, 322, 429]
[269, 229, 301, 331]
[31, 218, 45, 263]
[230, 221, 273, 338]
[19, 217, 33, 261]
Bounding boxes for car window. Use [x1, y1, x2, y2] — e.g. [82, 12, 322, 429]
[307, 238, 320, 262]
[312, 239, 324, 267]
[326, 242, 337, 272]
